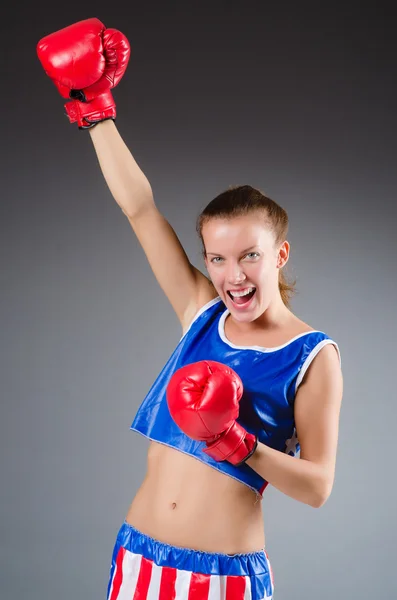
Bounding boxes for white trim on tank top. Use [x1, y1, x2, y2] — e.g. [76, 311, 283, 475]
[181, 295, 321, 349]
[180, 297, 341, 374]
[295, 339, 341, 392]
[218, 309, 323, 353]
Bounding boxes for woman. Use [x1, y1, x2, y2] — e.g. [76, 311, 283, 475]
[37, 18, 343, 600]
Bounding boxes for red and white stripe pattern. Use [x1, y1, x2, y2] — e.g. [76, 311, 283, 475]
[108, 546, 272, 600]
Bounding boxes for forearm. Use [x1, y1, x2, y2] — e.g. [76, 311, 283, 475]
[89, 120, 155, 219]
[246, 442, 332, 508]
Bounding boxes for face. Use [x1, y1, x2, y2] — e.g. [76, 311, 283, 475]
[203, 213, 290, 322]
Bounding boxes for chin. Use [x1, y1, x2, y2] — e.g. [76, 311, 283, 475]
[230, 312, 256, 323]
[227, 298, 264, 322]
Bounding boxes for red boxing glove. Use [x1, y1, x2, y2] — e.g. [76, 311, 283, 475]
[166, 360, 258, 466]
[37, 18, 130, 128]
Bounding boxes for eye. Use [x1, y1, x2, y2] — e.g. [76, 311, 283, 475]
[244, 252, 260, 260]
[210, 257, 224, 264]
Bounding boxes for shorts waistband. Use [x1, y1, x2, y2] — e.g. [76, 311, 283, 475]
[116, 520, 271, 577]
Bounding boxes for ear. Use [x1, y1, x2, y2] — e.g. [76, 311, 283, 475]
[277, 240, 290, 269]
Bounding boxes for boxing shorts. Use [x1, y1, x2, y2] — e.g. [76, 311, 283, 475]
[107, 521, 274, 599]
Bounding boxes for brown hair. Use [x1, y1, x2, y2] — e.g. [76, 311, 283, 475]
[196, 185, 296, 308]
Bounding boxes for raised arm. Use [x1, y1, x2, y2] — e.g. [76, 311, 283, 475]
[89, 120, 217, 329]
[89, 119, 154, 220]
[37, 18, 217, 331]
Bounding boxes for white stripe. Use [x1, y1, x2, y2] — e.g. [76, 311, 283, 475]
[147, 561, 162, 599]
[208, 574, 227, 600]
[244, 575, 252, 600]
[175, 568, 192, 599]
[117, 551, 142, 600]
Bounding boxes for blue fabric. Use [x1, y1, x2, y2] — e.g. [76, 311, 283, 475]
[131, 297, 338, 494]
[108, 521, 274, 599]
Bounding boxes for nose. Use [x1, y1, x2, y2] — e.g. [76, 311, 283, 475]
[226, 262, 246, 285]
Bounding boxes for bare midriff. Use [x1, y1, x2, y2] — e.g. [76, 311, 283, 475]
[125, 441, 266, 554]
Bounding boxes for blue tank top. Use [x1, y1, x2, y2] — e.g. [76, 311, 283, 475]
[131, 297, 340, 495]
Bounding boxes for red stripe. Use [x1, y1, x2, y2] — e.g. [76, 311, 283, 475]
[188, 572, 211, 599]
[133, 556, 153, 600]
[259, 482, 268, 495]
[159, 565, 177, 600]
[226, 575, 247, 599]
[109, 547, 126, 600]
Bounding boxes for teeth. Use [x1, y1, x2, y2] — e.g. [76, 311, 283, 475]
[229, 287, 255, 298]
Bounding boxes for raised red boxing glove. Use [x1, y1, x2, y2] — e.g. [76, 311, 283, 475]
[37, 18, 130, 128]
[166, 360, 258, 466]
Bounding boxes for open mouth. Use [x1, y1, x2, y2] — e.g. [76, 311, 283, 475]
[227, 287, 256, 306]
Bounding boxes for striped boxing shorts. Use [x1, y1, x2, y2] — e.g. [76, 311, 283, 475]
[106, 521, 274, 600]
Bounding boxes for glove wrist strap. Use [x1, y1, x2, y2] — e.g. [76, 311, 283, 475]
[64, 90, 116, 129]
[233, 435, 258, 467]
[203, 422, 258, 466]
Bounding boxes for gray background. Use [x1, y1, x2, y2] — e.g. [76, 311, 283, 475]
[1, 2, 396, 598]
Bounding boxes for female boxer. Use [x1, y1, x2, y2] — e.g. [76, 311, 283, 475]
[37, 18, 343, 600]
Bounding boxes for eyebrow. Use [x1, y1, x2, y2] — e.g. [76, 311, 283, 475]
[206, 245, 258, 256]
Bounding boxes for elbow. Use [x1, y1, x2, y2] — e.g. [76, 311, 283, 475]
[310, 493, 329, 509]
[309, 479, 333, 509]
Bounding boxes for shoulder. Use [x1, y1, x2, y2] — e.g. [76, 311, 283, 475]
[294, 342, 343, 442]
[294, 339, 343, 430]
[292, 319, 341, 392]
[298, 339, 342, 390]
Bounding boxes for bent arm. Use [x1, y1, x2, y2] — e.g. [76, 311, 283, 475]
[246, 344, 343, 508]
